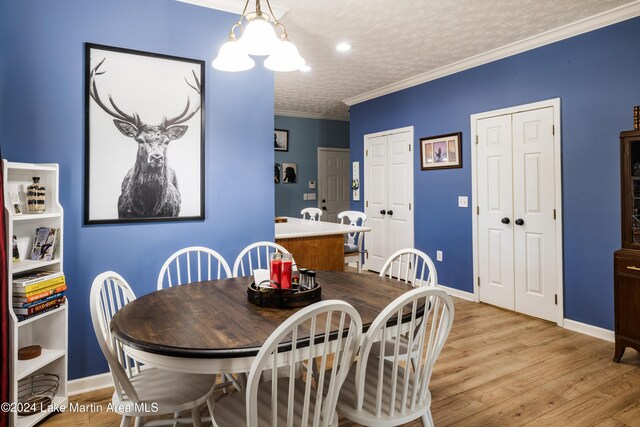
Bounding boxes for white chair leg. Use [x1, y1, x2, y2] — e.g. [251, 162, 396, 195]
[192, 408, 203, 427]
[133, 417, 143, 427]
[172, 412, 179, 427]
[421, 410, 435, 427]
[120, 416, 131, 427]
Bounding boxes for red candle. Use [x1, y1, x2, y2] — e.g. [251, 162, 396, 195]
[281, 254, 292, 289]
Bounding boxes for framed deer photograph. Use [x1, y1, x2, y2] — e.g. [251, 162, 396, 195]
[84, 43, 205, 224]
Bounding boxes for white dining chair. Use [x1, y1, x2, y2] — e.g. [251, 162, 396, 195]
[379, 248, 438, 287]
[333, 287, 454, 427]
[211, 300, 363, 427]
[232, 241, 295, 277]
[90, 271, 216, 427]
[338, 210, 367, 273]
[301, 207, 323, 221]
[157, 246, 232, 290]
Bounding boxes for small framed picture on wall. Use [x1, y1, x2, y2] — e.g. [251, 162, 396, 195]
[274, 129, 289, 151]
[282, 163, 297, 183]
[420, 132, 462, 170]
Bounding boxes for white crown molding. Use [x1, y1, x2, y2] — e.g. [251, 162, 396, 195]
[344, 1, 640, 106]
[176, 0, 289, 19]
[275, 109, 350, 122]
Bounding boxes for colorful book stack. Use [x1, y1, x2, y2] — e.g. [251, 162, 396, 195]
[12, 271, 67, 321]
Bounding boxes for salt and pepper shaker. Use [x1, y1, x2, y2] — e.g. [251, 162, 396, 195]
[307, 270, 317, 289]
[298, 268, 308, 290]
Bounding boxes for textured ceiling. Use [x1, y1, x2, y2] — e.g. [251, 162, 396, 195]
[185, 0, 638, 120]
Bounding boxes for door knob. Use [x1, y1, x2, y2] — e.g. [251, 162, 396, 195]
[501, 217, 510, 224]
[515, 218, 524, 226]
[387, 210, 394, 216]
[322, 206, 327, 211]
[322, 199, 326, 203]
[380, 210, 386, 215]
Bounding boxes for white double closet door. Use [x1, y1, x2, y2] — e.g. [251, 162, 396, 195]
[476, 106, 558, 322]
[364, 128, 414, 273]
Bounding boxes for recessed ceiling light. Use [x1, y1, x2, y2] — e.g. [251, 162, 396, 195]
[300, 65, 312, 72]
[336, 43, 351, 52]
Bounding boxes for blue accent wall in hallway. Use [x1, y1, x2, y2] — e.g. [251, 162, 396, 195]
[0, 0, 275, 379]
[350, 17, 640, 330]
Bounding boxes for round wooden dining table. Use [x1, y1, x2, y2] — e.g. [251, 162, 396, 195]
[110, 271, 415, 375]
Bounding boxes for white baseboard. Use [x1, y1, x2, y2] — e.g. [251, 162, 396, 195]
[68, 372, 112, 396]
[563, 319, 615, 343]
[437, 284, 475, 302]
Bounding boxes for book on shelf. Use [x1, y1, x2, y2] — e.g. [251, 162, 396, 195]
[29, 227, 59, 261]
[13, 296, 66, 316]
[17, 304, 63, 322]
[13, 271, 65, 294]
[13, 270, 62, 286]
[12, 284, 67, 302]
[13, 291, 66, 309]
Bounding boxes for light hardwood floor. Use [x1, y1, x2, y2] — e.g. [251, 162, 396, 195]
[40, 297, 640, 426]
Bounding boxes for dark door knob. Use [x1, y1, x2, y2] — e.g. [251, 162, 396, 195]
[501, 217, 510, 224]
[322, 206, 327, 211]
[380, 210, 386, 215]
[515, 218, 524, 226]
[387, 210, 394, 216]
[322, 199, 326, 203]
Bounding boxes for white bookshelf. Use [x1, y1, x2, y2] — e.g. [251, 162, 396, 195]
[4, 161, 68, 427]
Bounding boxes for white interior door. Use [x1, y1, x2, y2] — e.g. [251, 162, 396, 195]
[364, 128, 414, 273]
[318, 148, 350, 223]
[512, 107, 557, 322]
[475, 104, 559, 323]
[477, 115, 515, 310]
[364, 135, 389, 272]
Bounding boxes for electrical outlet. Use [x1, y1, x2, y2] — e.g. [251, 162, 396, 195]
[458, 196, 468, 208]
[309, 181, 316, 189]
[436, 250, 443, 262]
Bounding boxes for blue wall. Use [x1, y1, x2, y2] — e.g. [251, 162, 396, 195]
[0, 0, 275, 379]
[275, 116, 349, 217]
[351, 17, 640, 330]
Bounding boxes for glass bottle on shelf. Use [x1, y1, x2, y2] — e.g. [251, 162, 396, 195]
[26, 176, 46, 214]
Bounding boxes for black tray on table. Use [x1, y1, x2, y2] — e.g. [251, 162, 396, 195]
[247, 281, 321, 308]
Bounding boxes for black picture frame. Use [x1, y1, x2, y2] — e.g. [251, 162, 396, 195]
[274, 129, 289, 151]
[84, 43, 205, 224]
[419, 132, 462, 171]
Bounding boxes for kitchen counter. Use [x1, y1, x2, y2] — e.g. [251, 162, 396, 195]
[275, 216, 370, 239]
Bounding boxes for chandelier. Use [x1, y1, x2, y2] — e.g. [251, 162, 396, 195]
[212, 0, 306, 72]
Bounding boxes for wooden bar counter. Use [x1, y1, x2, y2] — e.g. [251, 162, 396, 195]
[275, 217, 370, 271]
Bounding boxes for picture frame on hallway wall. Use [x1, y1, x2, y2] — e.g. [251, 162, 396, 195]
[282, 163, 297, 183]
[274, 129, 289, 151]
[420, 132, 462, 171]
[84, 43, 205, 224]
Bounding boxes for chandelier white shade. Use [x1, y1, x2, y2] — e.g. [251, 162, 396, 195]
[212, 0, 305, 72]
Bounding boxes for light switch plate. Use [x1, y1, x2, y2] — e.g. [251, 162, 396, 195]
[458, 196, 468, 208]
[436, 251, 443, 262]
[308, 193, 316, 201]
[303, 193, 308, 201]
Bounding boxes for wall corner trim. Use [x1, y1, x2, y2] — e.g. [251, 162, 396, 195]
[68, 372, 113, 396]
[564, 319, 615, 343]
[343, 1, 640, 106]
[437, 284, 475, 302]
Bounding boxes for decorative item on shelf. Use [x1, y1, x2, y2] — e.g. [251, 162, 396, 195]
[17, 373, 59, 415]
[29, 227, 59, 261]
[18, 345, 42, 361]
[634, 106, 639, 130]
[10, 191, 22, 215]
[26, 177, 46, 214]
[12, 235, 19, 262]
[212, 0, 305, 72]
[633, 162, 640, 177]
